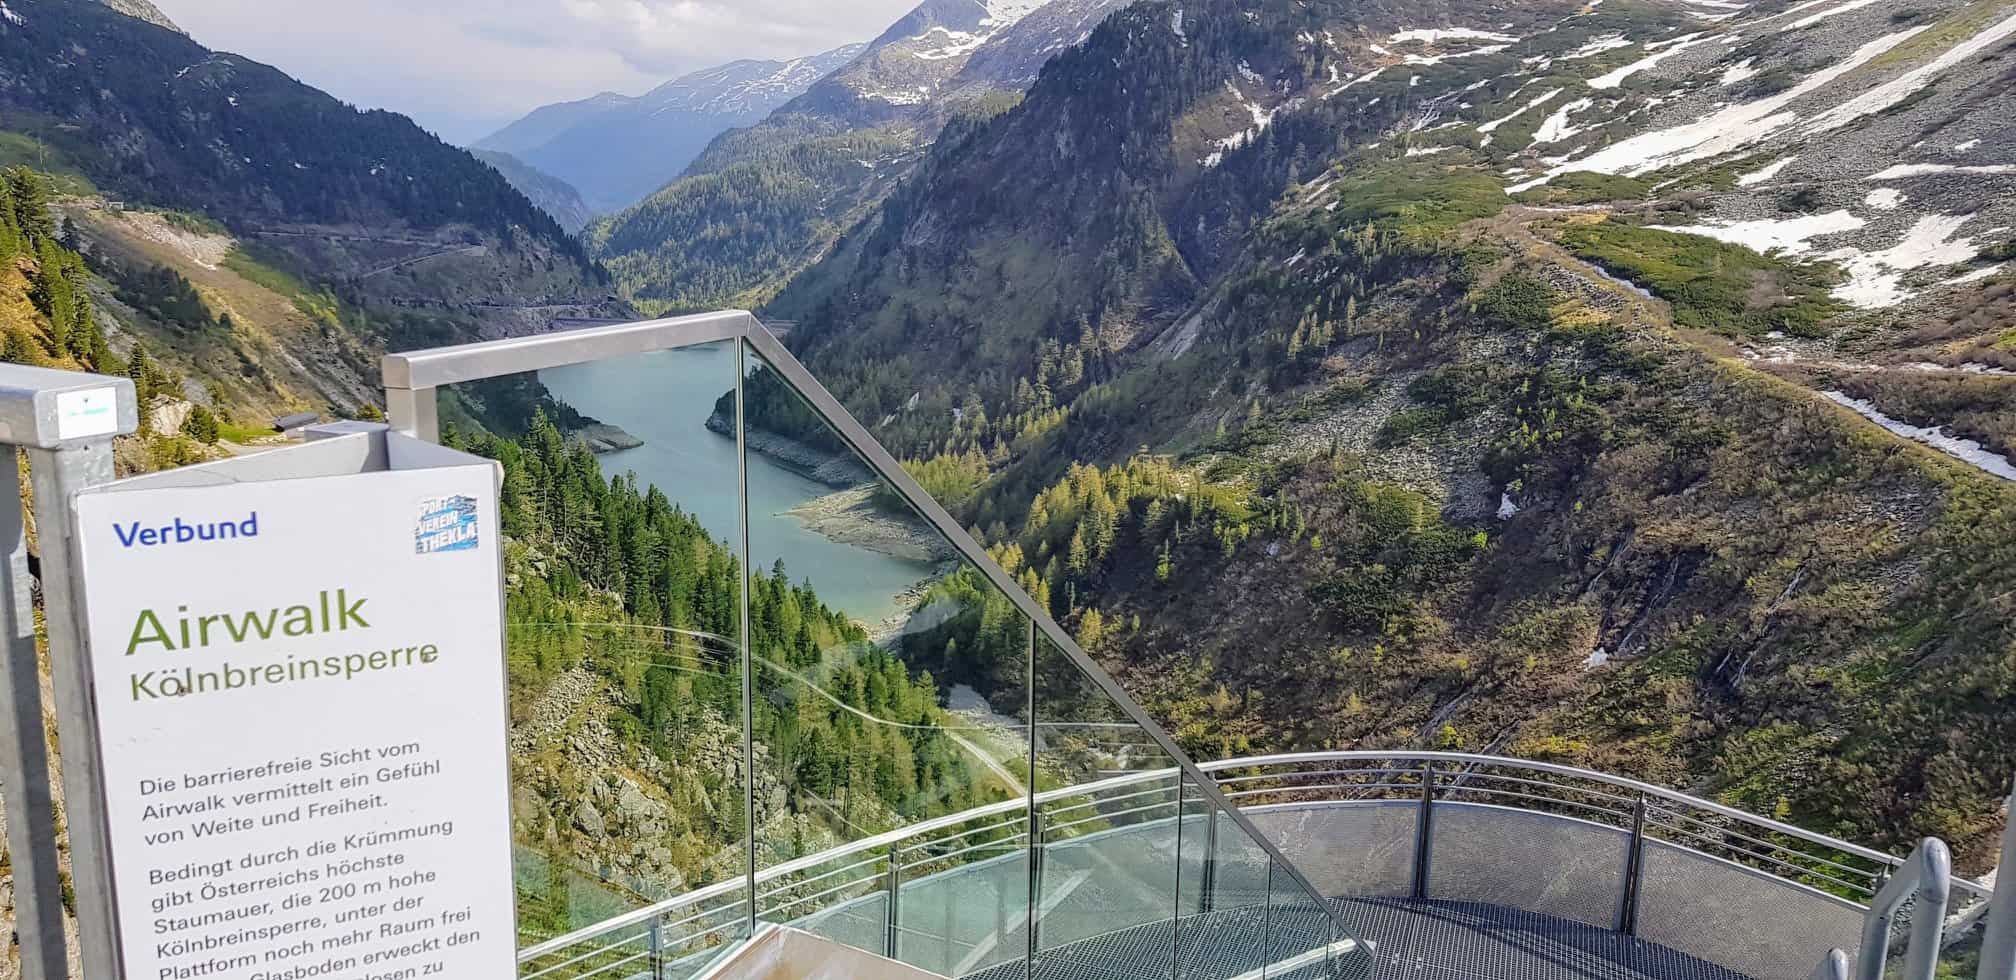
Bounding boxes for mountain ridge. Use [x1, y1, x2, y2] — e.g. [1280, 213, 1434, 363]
[587, 0, 1137, 314]
[471, 148, 594, 233]
[476, 43, 868, 212]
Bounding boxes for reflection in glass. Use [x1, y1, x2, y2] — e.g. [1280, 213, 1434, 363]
[741, 342, 1033, 975]
[435, 348, 750, 956]
[1032, 632, 1182, 977]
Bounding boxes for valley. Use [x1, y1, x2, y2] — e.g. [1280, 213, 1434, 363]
[728, 0, 2016, 868]
[1, 0, 2015, 964]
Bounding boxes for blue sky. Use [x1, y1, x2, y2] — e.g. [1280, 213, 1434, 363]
[149, 0, 916, 144]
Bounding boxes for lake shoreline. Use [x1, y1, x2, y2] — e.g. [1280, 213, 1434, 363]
[782, 486, 955, 563]
[704, 410, 873, 488]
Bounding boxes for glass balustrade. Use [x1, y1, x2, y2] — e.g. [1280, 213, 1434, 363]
[400, 318, 1361, 980]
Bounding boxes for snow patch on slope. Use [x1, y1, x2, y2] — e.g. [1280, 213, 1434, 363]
[1517, 27, 1923, 186]
[1650, 210, 1863, 255]
[1827, 214, 1984, 308]
[1865, 188, 1905, 210]
[1479, 88, 1565, 134]
[1567, 34, 1633, 59]
[1805, 12, 2016, 134]
[1533, 98, 1597, 144]
[1868, 163, 2016, 180]
[1590, 35, 1711, 89]
[1391, 27, 1519, 44]
[1736, 156, 1795, 186]
[1822, 392, 2016, 480]
[1782, 0, 1884, 31]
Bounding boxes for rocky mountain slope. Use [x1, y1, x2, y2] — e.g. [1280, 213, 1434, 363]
[0, 0, 620, 350]
[477, 44, 866, 213]
[747, 0, 2016, 861]
[0, 0, 626, 419]
[93, 0, 172, 30]
[585, 0, 1136, 314]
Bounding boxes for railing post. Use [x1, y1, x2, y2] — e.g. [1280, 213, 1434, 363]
[1201, 799, 1220, 914]
[648, 917, 665, 980]
[1618, 793, 1648, 936]
[0, 453, 67, 980]
[885, 846, 904, 960]
[1172, 773, 1185, 980]
[2, 367, 140, 980]
[1412, 762, 1436, 900]
[1982, 780, 2016, 980]
[1029, 810, 1046, 967]
[1903, 842, 1952, 980]
[1811, 949, 1852, 980]
[1857, 839, 1951, 980]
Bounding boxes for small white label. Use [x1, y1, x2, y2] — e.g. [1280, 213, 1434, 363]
[55, 388, 118, 440]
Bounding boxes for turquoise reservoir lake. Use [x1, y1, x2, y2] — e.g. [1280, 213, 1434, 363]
[540, 344, 934, 623]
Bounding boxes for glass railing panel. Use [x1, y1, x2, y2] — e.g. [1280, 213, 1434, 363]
[739, 343, 1033, 977]
[1032, 632, 1182, 977]
[432, 347, 751, 954]
[1174, 773, 1366, 980]
[1176, 786, 1271, 980]
[1266, 860, 1336, 980]
[892, 808, 1033, 976]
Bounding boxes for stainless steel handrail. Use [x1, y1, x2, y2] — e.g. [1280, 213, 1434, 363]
[1855, 838, 1949, 980]
[1810, 948, 1851, 980]
[1980, 778, 2016, 980]
[1217, 750, 1996, 902]
[514, 751, 1997, 972]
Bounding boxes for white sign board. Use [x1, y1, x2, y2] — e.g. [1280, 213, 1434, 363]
[75, 461, 516, 980]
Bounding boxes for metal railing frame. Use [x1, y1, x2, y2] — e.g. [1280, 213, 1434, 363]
[1853, 838, 1950, 980]
[382, 312, 1355, 972]
[1811, 948, 1852, 980]
[1982, 778, 2016, 980]
[0, 365, 140, 980]
[1221, 751, 1995, 904]
[509, 749, 2005, 977]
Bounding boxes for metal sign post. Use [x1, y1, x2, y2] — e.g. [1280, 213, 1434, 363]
[0, 363, 139, 980]
[1, 452, 67, 980]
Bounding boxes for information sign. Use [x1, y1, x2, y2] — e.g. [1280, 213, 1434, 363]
[74, 460, 515, 980]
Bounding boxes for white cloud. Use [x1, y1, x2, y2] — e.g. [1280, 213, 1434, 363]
[149, 0, 915, 143]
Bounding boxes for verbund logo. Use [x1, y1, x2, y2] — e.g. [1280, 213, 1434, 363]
[113, 513, 260, 549]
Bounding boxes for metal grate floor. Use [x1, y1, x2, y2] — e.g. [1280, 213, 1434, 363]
[1339, 899, 1753, 980]
[973, 899, 1756, 980]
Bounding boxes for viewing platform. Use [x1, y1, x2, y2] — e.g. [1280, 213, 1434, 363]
[0, 314, 2005, 980]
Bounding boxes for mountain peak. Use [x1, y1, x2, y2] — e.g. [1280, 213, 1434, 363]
[96, 0, 178, 32]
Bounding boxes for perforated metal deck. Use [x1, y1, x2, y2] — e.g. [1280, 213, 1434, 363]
[1339, 899, 1753, 980]
[974, 899, 1756, 980]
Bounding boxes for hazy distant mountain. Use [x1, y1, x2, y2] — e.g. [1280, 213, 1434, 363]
[471, 148, 593, 233]
[476, 44, 865, 213]
[587, 0, 1135, 314]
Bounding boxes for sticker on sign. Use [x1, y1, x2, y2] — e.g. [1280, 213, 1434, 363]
[55, 387, 118, 440]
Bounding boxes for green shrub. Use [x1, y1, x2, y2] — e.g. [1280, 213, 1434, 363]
[1560, 221, 1844, 336]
